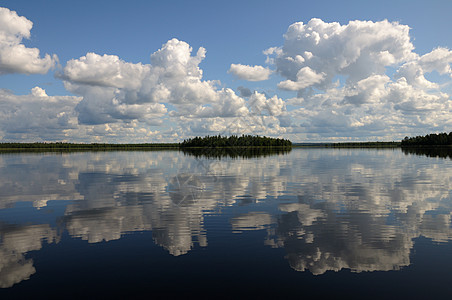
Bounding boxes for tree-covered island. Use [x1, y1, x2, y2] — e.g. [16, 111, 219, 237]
[180, 135, 292, 147]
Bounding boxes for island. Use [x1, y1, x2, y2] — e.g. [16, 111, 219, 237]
[180, 134, 292, 148]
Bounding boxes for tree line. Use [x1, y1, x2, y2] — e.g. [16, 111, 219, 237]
[0, 135, 292, 152]
[0, 142, 179, 151]
[401, 132, 452, 146]
[180, 135, 292, 147]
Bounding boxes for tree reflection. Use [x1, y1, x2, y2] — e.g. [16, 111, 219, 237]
[181, 146, 291, 159]
[402, 147, 452, 160]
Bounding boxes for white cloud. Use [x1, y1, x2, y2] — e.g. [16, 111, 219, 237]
[0, 88, 81, 141]
[342, 74, 390, 105]
[270, 18, 415, 90]
[259, 18, 452, 140]
[419, 47, 452, 75]
[62, 53, 149, 89]
[168, 90, 288, 137]
[228, 64, 272, 81]
[395, 61, 439, 89]
[249, 91, 285, 116]
[388, 78, 450, 114]
[0, 7, 56, 75]
[31, 86, 48, 97]
[62, 39, 251, 126]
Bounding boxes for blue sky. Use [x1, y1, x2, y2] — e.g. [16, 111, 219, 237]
[1, 0, 451, 142]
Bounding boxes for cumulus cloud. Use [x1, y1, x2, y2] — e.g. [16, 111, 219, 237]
[419, 47, 452, 75]
[270, 18, 415, 88]
[261, 18, 452, 140]
[0, 7, 56, 75]
[169, 90, 289, 138]
[57, 38, 291, 140]
[61, 39, 254, 127]
[62, 53, 149, 89]
[58, 19, 450, 141]
[0, 88, 81, 141]
[228, 64, 272, 81]
[249, 91, 285, 116]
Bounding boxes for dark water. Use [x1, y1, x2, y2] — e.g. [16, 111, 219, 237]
[1, 148, 452, 298]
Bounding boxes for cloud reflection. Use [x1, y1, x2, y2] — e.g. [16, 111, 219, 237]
[231, 212, 273, 232]
[59, 157, 218, 256]
[263, 150, 452, 274]
[0, 149, 452, 287]
[0, 223, 57, 287]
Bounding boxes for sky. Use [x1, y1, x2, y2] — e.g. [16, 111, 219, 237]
[0, 0, 451, 143]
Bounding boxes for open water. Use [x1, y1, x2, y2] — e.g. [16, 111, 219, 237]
[0, 148, 451, 298]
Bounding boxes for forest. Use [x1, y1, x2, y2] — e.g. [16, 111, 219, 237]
[180, 135, 292, 147]
[401, 132, 452, 146]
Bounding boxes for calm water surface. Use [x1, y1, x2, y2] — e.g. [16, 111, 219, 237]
[1, 148, 452, 298]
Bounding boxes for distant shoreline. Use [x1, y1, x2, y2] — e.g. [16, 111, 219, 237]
[293, 142, 401, 148]
[1, 141, 452, 153]
[0, 143, 180, 152]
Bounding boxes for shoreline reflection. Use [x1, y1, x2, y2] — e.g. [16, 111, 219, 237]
[402, 147, 452, 160]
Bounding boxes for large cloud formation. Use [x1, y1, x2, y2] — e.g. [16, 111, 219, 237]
[0, 7, 56, 75]
[60, 38, 287, 140]
[56, 18, 452, 141]
[263, 18, 452, 140]
[62, 39, 249, 123]
[0, 88, 81, 141]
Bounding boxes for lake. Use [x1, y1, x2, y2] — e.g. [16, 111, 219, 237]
[1, 148, 452, 298]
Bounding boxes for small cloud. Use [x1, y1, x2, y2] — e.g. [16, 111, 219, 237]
[31, 86, 48, 97]
[228, 64, 272, 81]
